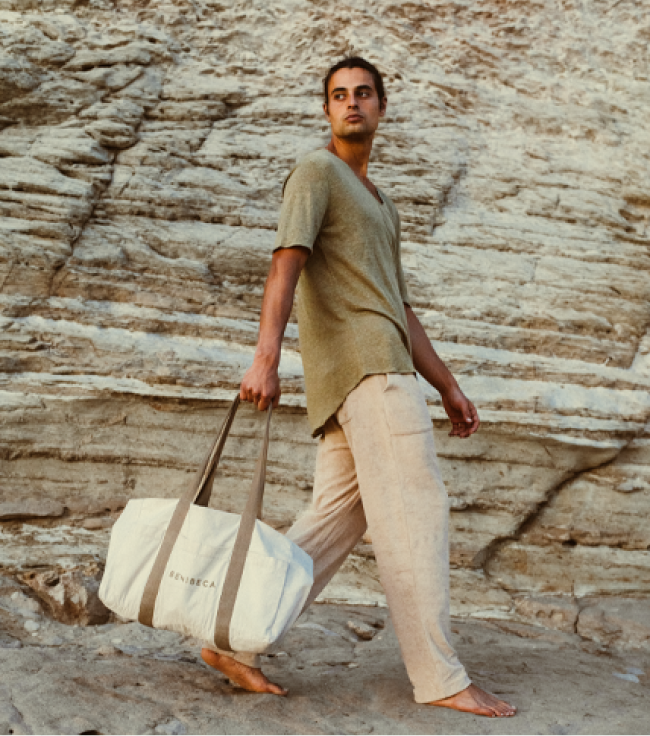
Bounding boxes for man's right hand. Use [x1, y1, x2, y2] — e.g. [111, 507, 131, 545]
[239, 357, 281, 411]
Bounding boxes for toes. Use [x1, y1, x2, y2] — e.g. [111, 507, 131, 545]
[267, 682, 288, 696]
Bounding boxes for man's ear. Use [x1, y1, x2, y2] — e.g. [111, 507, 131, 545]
[379, 97, 387, 117]
[323, 102, 330, 121]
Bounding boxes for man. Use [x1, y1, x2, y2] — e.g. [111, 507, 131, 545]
[201, 57, 517, 718]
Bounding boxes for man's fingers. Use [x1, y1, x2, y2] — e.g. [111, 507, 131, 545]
[240, 366, 280, 410]
[257, 393, 279, 411]
[450, 413, 479, 438]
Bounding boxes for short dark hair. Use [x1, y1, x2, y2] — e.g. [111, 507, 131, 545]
[322, 56, 386, 108]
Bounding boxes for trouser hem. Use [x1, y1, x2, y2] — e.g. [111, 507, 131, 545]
[413, 671, 472, 704]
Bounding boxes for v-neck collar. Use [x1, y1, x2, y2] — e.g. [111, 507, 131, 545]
[322, 148, 385, 206]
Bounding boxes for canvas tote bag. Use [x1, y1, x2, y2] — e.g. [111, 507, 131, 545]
[99, 396, 314, 654]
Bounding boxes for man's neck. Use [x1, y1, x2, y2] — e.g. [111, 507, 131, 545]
[326, 135, 374, 179]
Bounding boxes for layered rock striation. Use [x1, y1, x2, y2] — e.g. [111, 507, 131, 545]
[1, 0, 649, 646]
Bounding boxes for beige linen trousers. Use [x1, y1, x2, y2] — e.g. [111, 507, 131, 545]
[218, 372, 471, 703]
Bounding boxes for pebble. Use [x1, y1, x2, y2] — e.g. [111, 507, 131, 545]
[347, 621, 377, 641]
[96, 645, 122, 656]
[24, 619, 40, 633]
[613, 672, 640, 683]
[155, 719, 187, 735]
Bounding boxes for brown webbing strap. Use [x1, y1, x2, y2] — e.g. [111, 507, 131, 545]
[213, 403, 272, 651]
[138, 395, 241, 628]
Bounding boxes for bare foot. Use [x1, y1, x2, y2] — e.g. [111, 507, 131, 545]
[200, 648, 288, 696]
[428, 683, 516, 717]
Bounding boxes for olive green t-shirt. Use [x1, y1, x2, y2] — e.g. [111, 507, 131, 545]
[273, 148, 415, 438]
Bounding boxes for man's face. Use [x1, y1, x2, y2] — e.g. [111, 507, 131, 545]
[324, 67, 386, 141]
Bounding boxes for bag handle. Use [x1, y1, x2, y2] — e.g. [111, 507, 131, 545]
[138, 395, 273, 653]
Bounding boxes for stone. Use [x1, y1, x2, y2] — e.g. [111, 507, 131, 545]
[0, 54, 44, 103]
[81, 517, 114, 530]
[0, 0, 649, 641]
[64, 43, 153, 71]
[1, 590, 43, 620]
[85, 118, 139, 148]
[1, 26, 76, 67]
[71, 64, 144, 92]
[155, 719, 187, 735]
[0, 688, 29, 735]
[29, 132, 112, 167]
[66, 497, 128, 515]
[95, 644, 121, 656]
[513, 596, 579, 634]
[613, 672, 639, 683]
[0, 499, 64, 520]
[55, 716, 102, 736]
[23, 619, 40, 633]
[486, 542, 650, 598]
[0, 603, 647, 732]
[0, 524, 112, 572]
[347, 620, 378, 641]
[21, 568, 110, 626]
[577, 598, 650, 650]
[0, 77, 101, 125]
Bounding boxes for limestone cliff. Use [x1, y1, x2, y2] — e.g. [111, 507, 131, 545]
[1, 0, 649, 647]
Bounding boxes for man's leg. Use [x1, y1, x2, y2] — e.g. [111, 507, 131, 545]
[202, 414, 367, 691]
[337, 373, 515, 717]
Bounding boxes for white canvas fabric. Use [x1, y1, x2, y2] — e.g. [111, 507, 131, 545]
[98, 397, 314, 654]
[99, 499, 313, 652]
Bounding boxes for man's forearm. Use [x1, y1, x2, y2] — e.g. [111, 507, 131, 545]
[405, 304, 459, 396]
[254, 271, 294, 369]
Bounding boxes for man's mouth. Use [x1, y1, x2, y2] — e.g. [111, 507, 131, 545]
[345, 115, 363, 122]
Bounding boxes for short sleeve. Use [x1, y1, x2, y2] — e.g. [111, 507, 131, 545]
[394, 209, 411, 307]
[273, 159, 330, 254]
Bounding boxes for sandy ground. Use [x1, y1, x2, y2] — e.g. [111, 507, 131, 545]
[1, 602, 649, 735]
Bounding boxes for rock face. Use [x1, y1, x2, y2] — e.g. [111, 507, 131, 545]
[21, 566, 110, 626]
[0, 0, 649, 646]
[0, 601, 648, 735]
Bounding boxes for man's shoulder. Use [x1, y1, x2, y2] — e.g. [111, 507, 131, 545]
[291, 148, 338, 176]
[283, 149, 338, 195]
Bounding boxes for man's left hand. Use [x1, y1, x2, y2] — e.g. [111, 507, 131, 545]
[441, 386, 480, 438]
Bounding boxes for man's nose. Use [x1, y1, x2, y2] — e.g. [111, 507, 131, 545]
[347, 96, 359, 107]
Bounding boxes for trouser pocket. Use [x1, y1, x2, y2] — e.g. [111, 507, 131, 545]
[382, 373, 433, 435]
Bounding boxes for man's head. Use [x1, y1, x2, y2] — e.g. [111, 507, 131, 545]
[322, 57, 386, 142]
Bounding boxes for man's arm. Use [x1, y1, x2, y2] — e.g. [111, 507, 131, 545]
[404, 304, 480, 438]
[240, 246, 310, 411]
